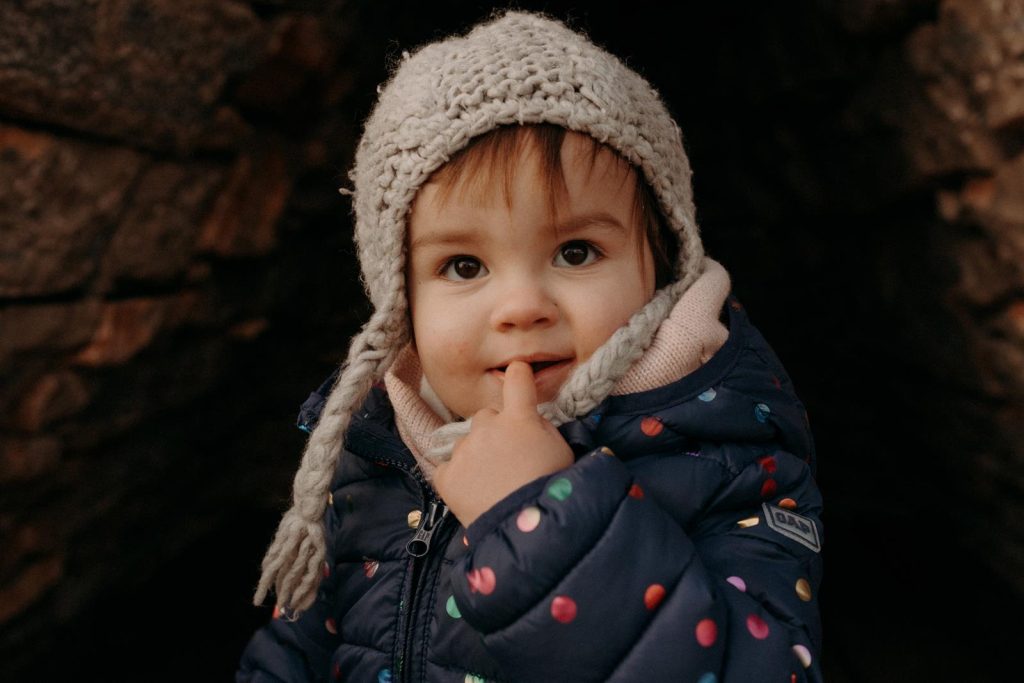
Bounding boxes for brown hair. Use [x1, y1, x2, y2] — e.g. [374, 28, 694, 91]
[425, 124, 678, 289]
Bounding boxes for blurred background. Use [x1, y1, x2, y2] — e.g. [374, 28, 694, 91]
[1, 0, 1022, 680]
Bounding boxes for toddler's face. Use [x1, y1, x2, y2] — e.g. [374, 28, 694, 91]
[407, 132, 656, 418]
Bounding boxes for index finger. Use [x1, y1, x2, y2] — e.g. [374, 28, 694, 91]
[502, 361, 538, 414]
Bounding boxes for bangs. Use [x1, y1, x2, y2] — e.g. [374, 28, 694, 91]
[425, 124, 678, 288]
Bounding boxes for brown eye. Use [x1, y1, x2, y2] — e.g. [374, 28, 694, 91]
[555, 241, 599, 267]
[442, 256, 486, 280]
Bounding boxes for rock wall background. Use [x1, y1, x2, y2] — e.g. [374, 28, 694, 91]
[1, 1, 1021, 680]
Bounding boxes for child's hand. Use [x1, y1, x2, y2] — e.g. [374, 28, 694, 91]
[433, 361, 574, 528]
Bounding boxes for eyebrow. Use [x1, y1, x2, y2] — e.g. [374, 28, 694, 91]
[409, 211, 628, 251]
[551, 211, 627, 236]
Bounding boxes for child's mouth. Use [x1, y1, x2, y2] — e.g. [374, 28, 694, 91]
[493, 358, 571, 374]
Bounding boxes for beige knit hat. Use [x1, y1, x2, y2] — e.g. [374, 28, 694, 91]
[254, 9, 706, 615]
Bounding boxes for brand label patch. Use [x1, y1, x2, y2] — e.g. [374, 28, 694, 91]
[762, 503, 820, 553]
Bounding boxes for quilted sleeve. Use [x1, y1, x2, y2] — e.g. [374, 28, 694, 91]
[236, 599, 339, 683]
[449, 448, 823, 682]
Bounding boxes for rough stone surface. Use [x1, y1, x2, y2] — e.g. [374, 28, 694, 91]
[0, 127, 145, 297]
[0, 0, 265, 153]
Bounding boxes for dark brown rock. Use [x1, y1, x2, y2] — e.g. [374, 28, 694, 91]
[0, 300, 103, 367]
[11, 372, 91, 432]
[0, 0, 265, 153]
[97, 161, 226, 289]
[0, 126, 144, 297]
[196, 143, 291, 257]
[0, 437, 61, 484]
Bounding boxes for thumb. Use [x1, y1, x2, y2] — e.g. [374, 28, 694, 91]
[502, 361, 538, 414]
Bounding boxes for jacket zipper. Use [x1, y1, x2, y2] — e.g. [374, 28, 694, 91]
[398, 497, 450, 683]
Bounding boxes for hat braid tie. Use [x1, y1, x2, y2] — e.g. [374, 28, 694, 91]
[253, 307, 407, 613]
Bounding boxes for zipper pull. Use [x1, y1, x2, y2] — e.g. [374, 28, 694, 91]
[406, 501, 449, 557]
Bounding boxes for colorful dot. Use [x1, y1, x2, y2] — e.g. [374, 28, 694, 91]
[695, 618, 718, 647]
[746, 614, 770, 639]
[462, 535, 469, 547]
[407, 510, 422, 528]
[795, 578, 812, 602]
[328, 492, 334, 506]
[793, 644, 812, 668]
[466, 567, 496, 595]
[516, 506, 541, 532]
[640, 416, 664, 436]
[628, 483, 645, 499]
[599, 445, 615, 456]
[332, 662, 342, 680]
[754, 403, 771, 423]
[272, 605, 283, 619]
[363, 560, 379, 579]
[378, 669, 392, 683]
[698, 388, 717, 402]
[736, 516, 760, 528]
[325, 617, 337, 634]
[465, 676, 487, 683]
[446, 595, 462, 619]
[761, 479, 778, 498]
[547, 477, 573, 501]
[644, 584, 666, 610]
[757, 455, 777, 473]
[791, 675, 797, 683]
[726, 576, 747, 592]
[779, 498, 798, 509]
[697, 673, 718, 683]
[323, 561, 331, 579]
[550, 595, 578, 623]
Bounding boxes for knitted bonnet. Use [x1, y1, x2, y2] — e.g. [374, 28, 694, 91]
[254, 10, 706, 614]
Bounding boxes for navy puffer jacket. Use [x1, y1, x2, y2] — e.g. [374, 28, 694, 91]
[238, 297, 824, 682]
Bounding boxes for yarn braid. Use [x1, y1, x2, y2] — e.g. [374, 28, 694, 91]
[253, 303, 408, 613]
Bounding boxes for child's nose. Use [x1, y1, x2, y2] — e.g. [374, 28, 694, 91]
[489, 280, 559, 332]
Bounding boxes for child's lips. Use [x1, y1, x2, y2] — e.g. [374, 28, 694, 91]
[488, 358, 575, 387]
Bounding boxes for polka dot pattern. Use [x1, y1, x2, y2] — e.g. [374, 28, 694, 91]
[695, 618, 717, 647]
[325, 617, 337, 634]
[644, 584, 666, 610]
[793, 644, 812, 668]
[779, 498, 797, 509]
[363, 560, 379, 579]
[599, 445, 615, 456]
[697, 673, 717, 683]
[378, 669, 392, 683]
[466, 567, 496, 595]
[628, 483, 645, 499]
[323, 561, 331, 579]
[551, 595, 577, 623]
[795, 578, 812, 602]
[465, 675, 487, 683]
[760, 479, 778, 498]
[407, 510, 422, 528]
[640, 416, 664, 436]
[754, 403, 771, 423]
[446, 595, 462, 619]
[698, 388, 717, 402]
[726, 576, 747, 592]
[757, 455, 777, 473]
[516, 506, 541, 532]
[547, 477, 573, 501]
[746, 614, 770, 639]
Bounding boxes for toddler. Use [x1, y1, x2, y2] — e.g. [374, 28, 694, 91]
[239, 11, 823, 683]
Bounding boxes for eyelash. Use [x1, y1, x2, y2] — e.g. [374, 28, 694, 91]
[438, 240, 604, 281]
